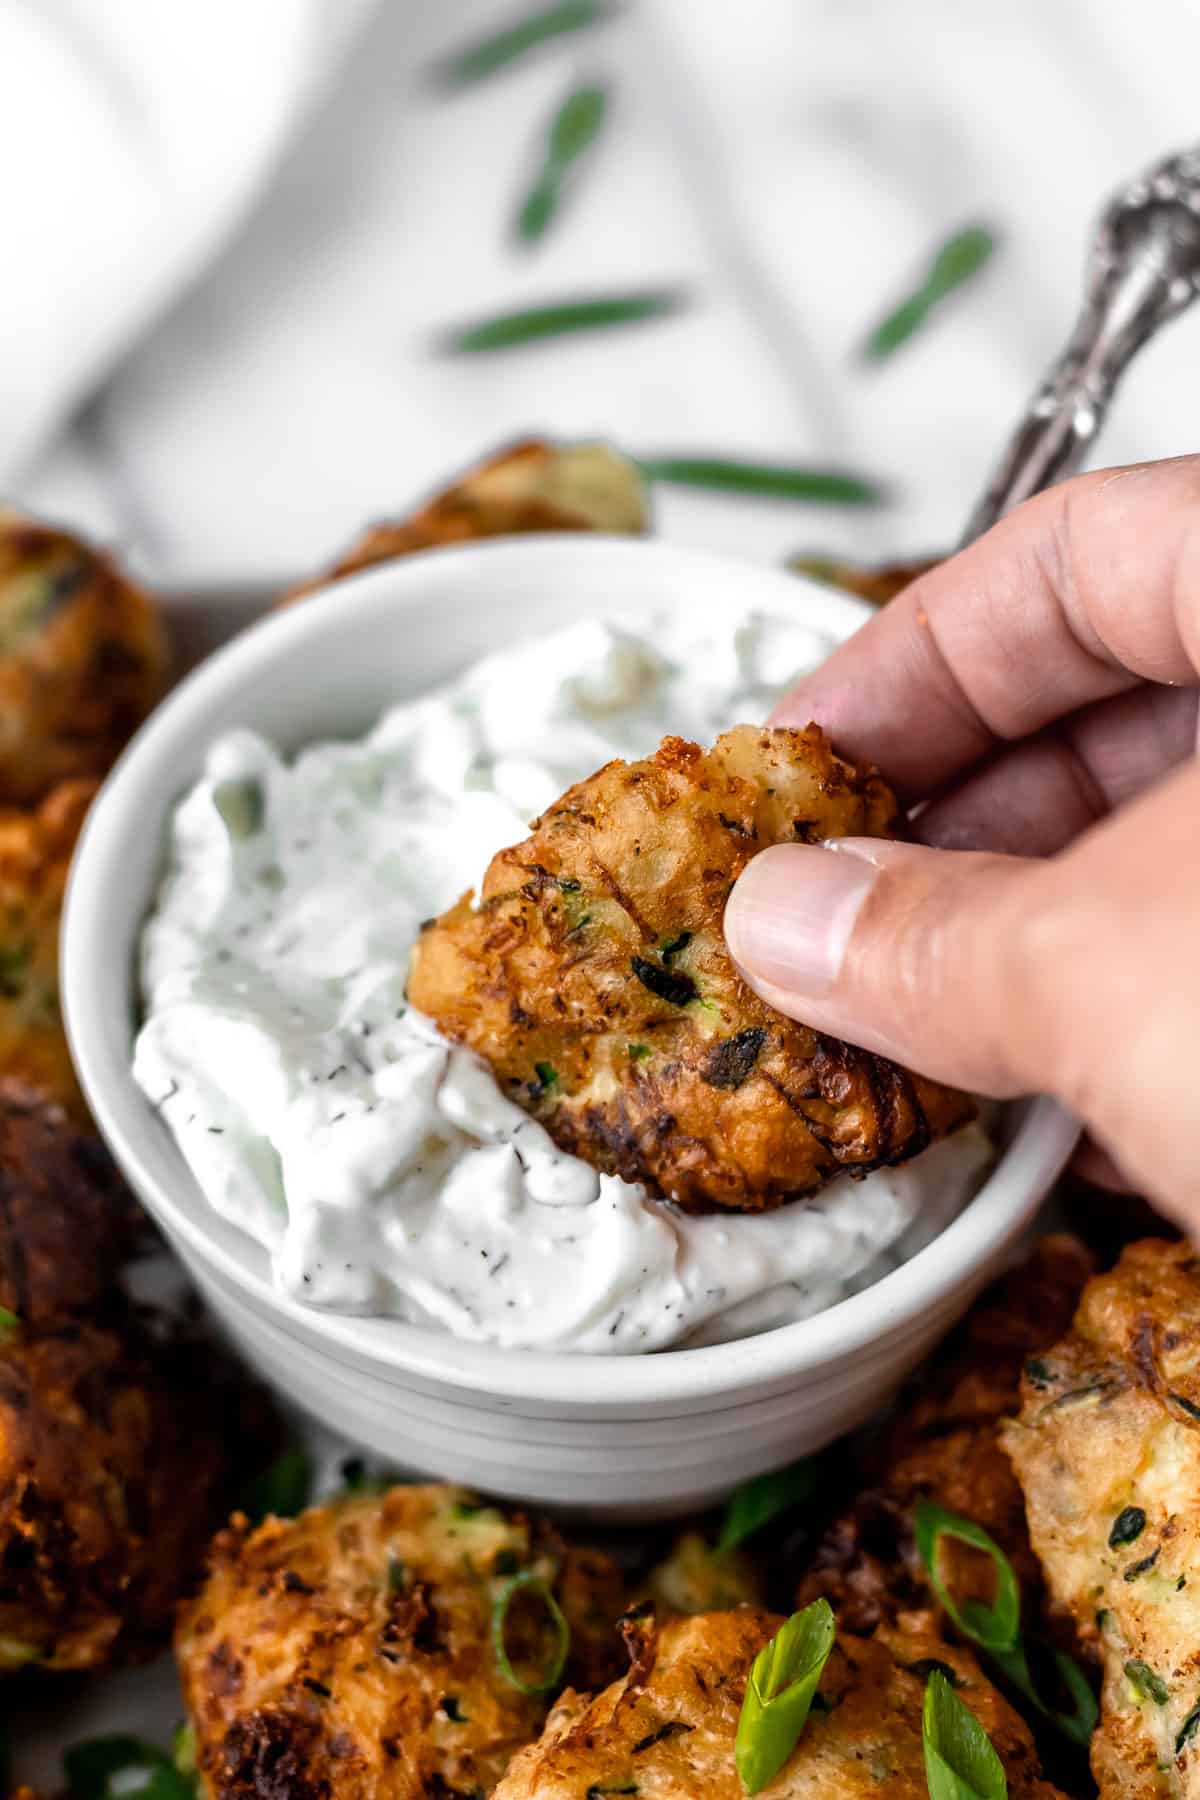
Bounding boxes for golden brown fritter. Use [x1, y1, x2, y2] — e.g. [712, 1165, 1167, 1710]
[799, 1235, 1094, 1635]
[1003, 1237, 1200, 1800]
[0, 507, 166, 804]
[789, 555, 936, 607]
[176, 1484, 627, 1800]
[409, 724, 972, 1212]
[642, 1531, 766, 1617]
[0, 1086, 141, 1323]
[0, 780, 97, 1120]
[287, 439, 648, 600]
[0, 1091, 274, 1673]
[0, 1307, 259, 1672]
[494, 1607, 1065, 1800]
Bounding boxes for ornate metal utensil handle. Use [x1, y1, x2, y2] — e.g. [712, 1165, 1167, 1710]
[962, 143, 1200, 545]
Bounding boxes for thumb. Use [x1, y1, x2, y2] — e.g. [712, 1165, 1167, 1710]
[723, 837, 1051, 1099]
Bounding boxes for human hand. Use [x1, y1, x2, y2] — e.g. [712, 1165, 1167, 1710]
[724, 458, 1200, 1227]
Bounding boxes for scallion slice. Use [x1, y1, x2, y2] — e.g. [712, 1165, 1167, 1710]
[922, 1669, 1007, 1800]
[718, 1457, 819, 1552]
[491, 1571, 570, 1695]
[734, 1599, 835, 1794]
[914, 1500, 1020, 1652]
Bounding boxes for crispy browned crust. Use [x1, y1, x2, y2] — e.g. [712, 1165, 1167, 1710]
[0, 1086, 141, 1323]
[0, 508, 166, 804]
[286, 439, 649, 601]
[175, 1485, 626, 1800]
[798, 1235, 1095, 1635]
[494, 1608, 1065, 1800]
[409, 724, 972, 1212]
[790, 555, 937, 606]
[1004, 1237, 1200, 1800]
[0, 1308, 264, 1672]
[0, 781, 98, 1121]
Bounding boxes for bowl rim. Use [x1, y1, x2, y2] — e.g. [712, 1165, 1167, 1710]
[62, 533, 1080, 1408]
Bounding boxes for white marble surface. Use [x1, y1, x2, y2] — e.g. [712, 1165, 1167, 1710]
[11, 0, 1200, 591]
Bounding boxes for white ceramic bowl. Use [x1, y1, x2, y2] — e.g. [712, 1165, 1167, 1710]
[62, 536, 1078, 1519]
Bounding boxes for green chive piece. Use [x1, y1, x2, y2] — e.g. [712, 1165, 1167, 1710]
[0, 1305, 20, 1339]
[922, 1670, 1007, 1800]
[718, 1457, 820, 1552]
[0, 1634, 39, 1669]
[1125, 1660, 1170, 1706]
[64, 1736, 195, 1800]
[434, 0, 615, 88]
[735, 1600, 835, 1794]
[638, 457, 886, 506]
[914, 1500, 1021, 1652]
[533, 1061, 559, 1093]
[492, 1570, 570, 1695]
[442, 289, 686, 353]
[172, 1723, 196, 1780]
[240, 1445, 313, 1526]
[0, 944, 27, 999]
[1177, 1703, 1200, 1755]
[1109, 1505, 1146, 1548]
[862, 224, 997, 362]
[628, 1042, 651, 1062]
[213, 777, 264, 841]
[988, 1639, 1098, 1748]
[517, 83, 608, 243]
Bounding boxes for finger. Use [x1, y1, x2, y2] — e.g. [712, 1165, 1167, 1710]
[771, 457, 1200, 801]
[724, 756, 1200, 1230]
[915, 683, 1199, 853]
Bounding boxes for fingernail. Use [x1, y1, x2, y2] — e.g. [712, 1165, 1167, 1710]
[724, 843, 879, 998]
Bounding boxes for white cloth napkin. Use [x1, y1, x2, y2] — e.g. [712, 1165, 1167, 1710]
[0, 0, 373, 479]
[10, 0, 1200, 580]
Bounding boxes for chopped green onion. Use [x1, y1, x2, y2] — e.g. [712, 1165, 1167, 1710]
[533, 1061, 560, 1093]
[922, 1670, 1007, 1800]
[638, 457, 886, 506]
[172, 1723, 196, 1781]
[627, 1043, 651, 1061]
[861, 224, 997, 362]
[64, 1736, 195, 1800]
[914, 1500, 1020, 1652]
[0, 946, 27, 999]
[1177, 1704, 1200, 1755]
[988, 1640, 1098, 1748]
[0, 1634, 39, 1669]
[0, 1304, 20, 1339]
[240, 1445, 313, 1526]
[734, 1599, 835, 1794]
[718, 1457, 820, 1552]
[434, 0, 615, 88]
[492, 1571, 570, 1695]
[1108, 1506, 1145, 1547]
[517, 84, 608, 243]
[1125, 1660, 1170, 1706]
[213, 777, 264, 840]
[443, 289, 686, 353]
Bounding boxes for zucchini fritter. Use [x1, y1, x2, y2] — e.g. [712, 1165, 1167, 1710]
[494, 1607, 1065, 1799]
[0, 508, 166, 804]
[799, 1235, 1094, 1635]
[409, 724, 972, 1212]
[0, 1090, 272, 1673]
[0, 779, 96, 1120]
[1003, 1237, 1200, 1800]
[790, 555, 936, 607]
[288, 438, 648, 600]
[176, 1484, 626, 1800]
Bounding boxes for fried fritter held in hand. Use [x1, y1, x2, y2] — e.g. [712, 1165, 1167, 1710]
[176, 1484, 625, 1800]
[409, 725, 973, 1212]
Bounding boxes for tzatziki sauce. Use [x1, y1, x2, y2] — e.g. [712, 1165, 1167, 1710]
[135, 607, 991, 1354]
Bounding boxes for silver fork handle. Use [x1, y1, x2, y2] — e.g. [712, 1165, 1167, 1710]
[962, 143, 1200, 546]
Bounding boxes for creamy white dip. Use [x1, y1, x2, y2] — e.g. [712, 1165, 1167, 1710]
[135, 608, 991, 1354]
